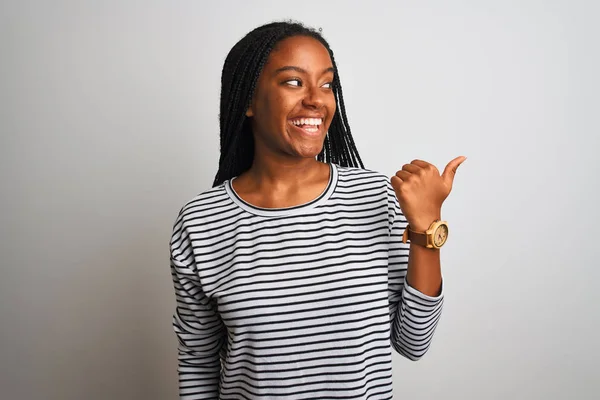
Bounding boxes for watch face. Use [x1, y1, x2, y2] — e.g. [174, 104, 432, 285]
[433, 224, 448, 247]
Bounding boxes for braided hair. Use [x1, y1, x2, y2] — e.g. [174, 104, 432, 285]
[212, 20, 364, 187]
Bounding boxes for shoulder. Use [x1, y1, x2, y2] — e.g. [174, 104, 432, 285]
[335, 163, 392, 191]
[334, 164, 398, 212]
[172, 182, 231, 229]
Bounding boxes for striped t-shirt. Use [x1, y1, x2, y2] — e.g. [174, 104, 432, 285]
[169, 162, 444, 400]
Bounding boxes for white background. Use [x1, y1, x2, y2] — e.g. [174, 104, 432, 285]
[1, 0, 598, 399]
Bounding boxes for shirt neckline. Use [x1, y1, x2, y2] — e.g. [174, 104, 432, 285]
[225, 163, 338, 217]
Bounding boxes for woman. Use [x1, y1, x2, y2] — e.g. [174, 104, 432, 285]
[170, 20, 465, 399]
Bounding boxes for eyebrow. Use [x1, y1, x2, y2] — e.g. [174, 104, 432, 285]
[273, 66, 335, 76]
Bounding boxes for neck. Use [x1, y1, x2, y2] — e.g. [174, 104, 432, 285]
[246, 156, 325, 191]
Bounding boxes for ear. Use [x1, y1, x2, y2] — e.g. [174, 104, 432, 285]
[245, 107, 254, 117]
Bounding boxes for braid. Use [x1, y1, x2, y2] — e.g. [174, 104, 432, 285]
[212, 20, 365, 187]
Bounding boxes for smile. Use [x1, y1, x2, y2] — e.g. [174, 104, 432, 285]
[289, 117, 323, 135]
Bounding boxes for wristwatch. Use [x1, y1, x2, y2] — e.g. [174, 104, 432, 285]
[402, 219, 449, 249]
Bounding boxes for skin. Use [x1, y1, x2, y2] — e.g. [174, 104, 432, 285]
[233, 35, 335, 208]
[392, 156, 466, 296]
[234, 34, 467, 297]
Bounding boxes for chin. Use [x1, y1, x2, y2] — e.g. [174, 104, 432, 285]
[295, 146, 324, 159]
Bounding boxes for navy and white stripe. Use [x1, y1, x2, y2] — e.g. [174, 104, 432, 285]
[169, 163, 444, 399]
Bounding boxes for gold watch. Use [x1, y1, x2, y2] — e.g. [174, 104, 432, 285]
[402, 219, 449, 249]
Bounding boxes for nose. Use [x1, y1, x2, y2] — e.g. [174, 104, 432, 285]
[302, 85, 326, 109]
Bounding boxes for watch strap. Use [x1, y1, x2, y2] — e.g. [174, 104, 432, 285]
[402, 225, 429, 247]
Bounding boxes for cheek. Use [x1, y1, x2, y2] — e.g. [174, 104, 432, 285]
[254, 92, 280, 129]
[253, 94, 294, 138]
[270, 93, 298, 123]
[261, 90, 286, 114]
[326, 96, 337, 126]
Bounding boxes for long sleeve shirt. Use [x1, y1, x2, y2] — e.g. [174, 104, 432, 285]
[169, 162, 444, 399]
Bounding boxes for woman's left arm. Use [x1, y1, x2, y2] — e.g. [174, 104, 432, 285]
[391, 156, 466, 297]
[386, 198, 444, 361]
[387, 155, 466, 359]
[405, 226, 442, 297]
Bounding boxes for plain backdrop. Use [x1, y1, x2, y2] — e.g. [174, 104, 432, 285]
[1, 0, 598, 399]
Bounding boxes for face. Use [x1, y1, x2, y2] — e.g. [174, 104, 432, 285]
[246, 35, 336, 160]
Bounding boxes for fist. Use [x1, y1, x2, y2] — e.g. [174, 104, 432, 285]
[390, 156, 466, 232]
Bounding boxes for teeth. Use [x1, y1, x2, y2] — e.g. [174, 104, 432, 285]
[291, 118, 322, 126]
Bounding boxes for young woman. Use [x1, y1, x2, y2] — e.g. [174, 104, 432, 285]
[170, 20, 465, 400]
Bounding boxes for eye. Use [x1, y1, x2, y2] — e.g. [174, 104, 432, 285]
[322, 82, 333, 89]
[285, 79, 302, 87]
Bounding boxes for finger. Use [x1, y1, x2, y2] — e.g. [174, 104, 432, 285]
[395, 170, 412, 181]
[410, 159, 429, 168]
[401, 164, 422, 175]
[411, 159, 439, 174]
[441, 156, 467, 185]
[391, 175, 403, 186]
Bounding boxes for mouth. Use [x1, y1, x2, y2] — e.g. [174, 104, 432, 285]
[288, 117, 323, 137]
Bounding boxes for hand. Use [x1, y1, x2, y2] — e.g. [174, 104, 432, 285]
[390, 156, 466, 232]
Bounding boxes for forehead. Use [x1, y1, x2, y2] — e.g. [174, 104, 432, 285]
[265, 36, 333, 71]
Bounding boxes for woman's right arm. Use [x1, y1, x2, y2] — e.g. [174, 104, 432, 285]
[170, 212, 226, 399]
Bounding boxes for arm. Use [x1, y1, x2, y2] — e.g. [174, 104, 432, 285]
[170, 214, 226, 399]
[406, 212, 443, 297]
[386, 182, 444, 361]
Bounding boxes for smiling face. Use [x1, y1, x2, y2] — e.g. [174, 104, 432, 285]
[246, 35, 336, 160]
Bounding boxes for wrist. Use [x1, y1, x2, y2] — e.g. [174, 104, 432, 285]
[408, 213, 441, 232]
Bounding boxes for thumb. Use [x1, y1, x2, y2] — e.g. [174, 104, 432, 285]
[442, 156, 467, 187]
